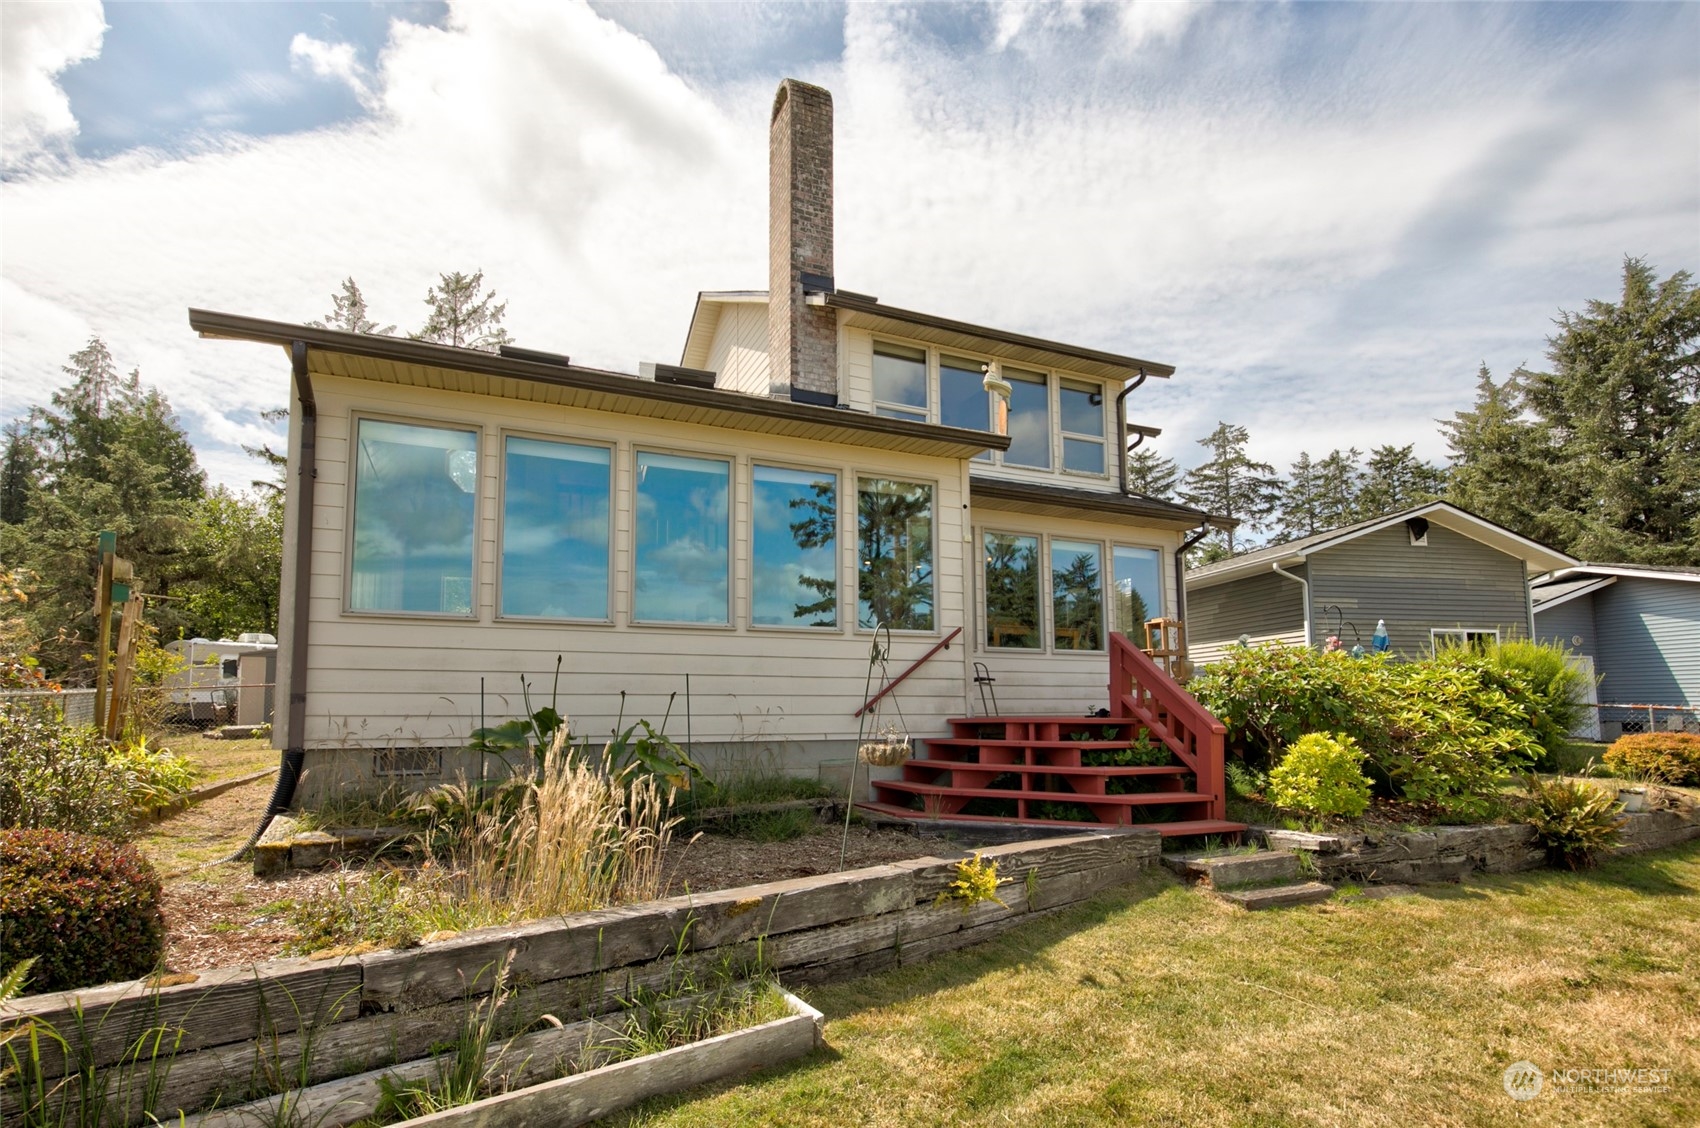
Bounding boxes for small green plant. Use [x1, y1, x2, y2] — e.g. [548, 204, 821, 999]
[375, 957, 514, 1121]
[282, 869, 425, 955]
[724, 807, 817, 842]
[1267, 733, 1373, 820]
[2, 991, 185, 1128]
[108, 733, 199, 813]
[1601, 732, 1700, 786]
[1224, 761, 1267, 800]
[1519, 775, 1627, 869]
[0, 829, 165, 992]
[935, 852, 1007, 913]
[0, 705, 133, 838]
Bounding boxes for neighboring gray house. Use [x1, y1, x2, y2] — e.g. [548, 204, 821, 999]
[1532, 564, 1699, 711]
[1184, 503, 1575, 665]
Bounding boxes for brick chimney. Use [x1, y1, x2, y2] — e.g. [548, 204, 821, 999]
[768, 79, 838, 404]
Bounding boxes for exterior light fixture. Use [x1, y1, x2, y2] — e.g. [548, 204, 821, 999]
[982, 362, 1011, 436]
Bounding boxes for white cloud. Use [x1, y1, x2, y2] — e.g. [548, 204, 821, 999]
[0, 0, 105, 167]
[0, 0, 1695, 498]
[289, 32, 375, 109]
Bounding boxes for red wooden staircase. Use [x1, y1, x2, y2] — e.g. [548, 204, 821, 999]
[859, 633, 1245, 839]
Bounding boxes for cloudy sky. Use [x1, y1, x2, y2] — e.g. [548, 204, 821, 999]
[2, 1, 1696, 491]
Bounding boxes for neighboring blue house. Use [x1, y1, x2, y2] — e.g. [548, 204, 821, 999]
[1532, 564, 1700, 728]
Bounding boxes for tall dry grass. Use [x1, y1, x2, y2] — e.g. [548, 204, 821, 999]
[449, 730, 678, 921]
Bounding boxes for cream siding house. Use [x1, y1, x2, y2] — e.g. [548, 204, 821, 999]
[191, 79, 1218, 803]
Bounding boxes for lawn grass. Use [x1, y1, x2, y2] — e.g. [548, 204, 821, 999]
[157, 732, 277, 783]
[614, 842, 1700, 1127]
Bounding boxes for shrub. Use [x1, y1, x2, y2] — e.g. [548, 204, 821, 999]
[0, 703, 133, 838]
[1267, 733, 1373, 819]
[108, 734, 200, 812]
[0, 829, 166, 992]
[1520, 776, 1626, 869]
[1188, 644, 1394, 768]
[1601, 733, 1700, 785]
[1485, 640, 1590, 766]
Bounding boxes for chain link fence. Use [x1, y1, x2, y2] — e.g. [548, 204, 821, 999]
[0, 688, 97, 726]
[1591, 702, 1699, 740]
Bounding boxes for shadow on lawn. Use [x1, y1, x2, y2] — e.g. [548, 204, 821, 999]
[1467, 838, 1700, 899]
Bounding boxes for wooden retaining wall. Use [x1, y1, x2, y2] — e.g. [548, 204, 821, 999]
[0, 830, 1159, 1127]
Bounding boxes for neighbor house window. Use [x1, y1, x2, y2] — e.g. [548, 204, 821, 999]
[872, 342, 928, 421]
[858, 478, 934, 631]
[499, 437, 610, 620]
[349, 418, 478, 615]
[633, 451, 730, 624]
[1111, 546, 1163, 638]
[752, 465, 838, 628]
[1431, 628, 1499, 652]
[1051, 539, 1104, 650]
[983, 532, 1040, 649]
[1004, 367, 1052, 468]
[1060, 379, 1106, 474]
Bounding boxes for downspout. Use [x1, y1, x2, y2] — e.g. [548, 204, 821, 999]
[1114, 369, 1149, 496]
[1174, 521, 1212, 662]
[1270, 561, 1311, 647]
[232, 341, 314, 858]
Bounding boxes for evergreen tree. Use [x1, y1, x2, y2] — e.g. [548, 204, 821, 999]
[0, 418, 39, 526]
[1179, 422, 1281, 553]
[1125, 447, 1179, 499]
[1312, 447, 1362, 530]
[414, 270, 513, 351]
[308, 277, 395, 335]
[1278, 452, 1324, 539]
[1442, 366, 1567, 545]
[178, 487, 284, 637]
[1355, 444, 1447, 520]
[243, 406, 290, 494]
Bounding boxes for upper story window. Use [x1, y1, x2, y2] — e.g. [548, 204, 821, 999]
[1060, 379, 1106, 474]
[500, 436, 610, 620]
[857, 477, 935, 632]
[751, 464, 838, 629]
[1004, 367, 1052, 469]
[349, 418, 477, 616]
[872, 342, 928, 421]
[633, 451, 730, 625]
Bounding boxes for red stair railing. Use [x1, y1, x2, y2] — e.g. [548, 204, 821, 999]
[1108, 632, 1228, 820]
[855, 627, 963, 718]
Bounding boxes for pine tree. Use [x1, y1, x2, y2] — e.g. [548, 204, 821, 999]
[1313, 447, 1362, 530]
[308, 277, 395, 335]
[414, 270, 513, 352]
[1442, 365, 1564, 542]
[0, 418, 39, 525]
[1278, 452, 1324, 539]
[1126, 447, 1179, 499]
[1179, 422, 1281, 553]
[1355, 444, 1447, 520]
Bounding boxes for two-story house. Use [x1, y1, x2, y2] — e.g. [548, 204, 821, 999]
[190, 80, 1230, 829]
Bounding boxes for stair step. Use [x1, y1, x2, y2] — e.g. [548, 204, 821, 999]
[1213, 882, 1336, 910]
[855, 802, 1247, 838]
[1162, 850, 1301, 889]
[872, 781, 1210, 807]
[904, 759, 1190, 778]
[947, 716, 1142, 726]
[925, 738, 1158, 751]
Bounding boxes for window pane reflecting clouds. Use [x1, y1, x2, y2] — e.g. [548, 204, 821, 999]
[984, 532, 1039, 649]
[634, 452, 729, 623]
[858, 478, 934, 630]
[1112, 546, 1162, 637]
[752, 465, 837, 628]
[350, 419, 477, 615]
[1005, 369, 1051, 468]
[873, 343, 926, 418]
[1052, 539, 1103, 650]
[500, 437, 609, 619]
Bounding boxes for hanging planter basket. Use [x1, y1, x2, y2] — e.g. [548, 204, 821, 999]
[859, 725, 912, 766]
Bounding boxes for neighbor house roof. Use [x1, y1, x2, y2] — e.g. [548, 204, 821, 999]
[188, 308, 1011, 460]
[680, 289, 1175, 384]
[1530, 575, 1617, 612]
[1533, 562, 1700, 587]
[1185, 501, 1577, 591]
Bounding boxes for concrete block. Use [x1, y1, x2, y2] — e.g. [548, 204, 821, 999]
[289, 831, 341, 870]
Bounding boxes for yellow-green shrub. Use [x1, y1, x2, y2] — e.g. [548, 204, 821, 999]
[1602, 732, 1700, 785]
[1267, 733, 1373, 819]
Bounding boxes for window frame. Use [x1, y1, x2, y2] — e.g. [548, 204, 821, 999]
[629, 445, 735, 629]
[493, 430, 616, 625]
[748, 459, 844, 633]
[1058, 377, 1108, 477]
[870, 340, 930, 423]
[854, 473, 941, 636]
[343, 411, 483, 621]
[1430, 627, 1501, 651]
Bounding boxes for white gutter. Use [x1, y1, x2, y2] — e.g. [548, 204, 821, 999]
[1270, 562, 1311, 647]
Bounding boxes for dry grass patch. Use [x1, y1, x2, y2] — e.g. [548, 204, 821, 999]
[614, 843, 1700, 1127]
[157, 732, 276, 783]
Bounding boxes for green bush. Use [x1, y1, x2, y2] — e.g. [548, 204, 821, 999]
[0, 703, 133, 838]
[109, 734, 200, 812]
[1267, 733, 1373, 819]
[1188, 644, 1394, 767]
[1519, 776, 1626, 869]
[0, 829, 166, 992]
[1485, 640, 1590, 766]
[1601, 733, 1700, 785]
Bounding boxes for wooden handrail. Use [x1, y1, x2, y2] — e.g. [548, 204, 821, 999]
[1108, 631, 1229, 820]
[855, 627, 963, 718]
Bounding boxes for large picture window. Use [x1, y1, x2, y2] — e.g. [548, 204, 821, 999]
[1051, 539, 1104, 650]
[1005, 368, 1052, 468]
[499, 437, 610, 620]
[983, 532, 1040, 648]
[634, 451, 730, 624]
[350, 419, 477, 615]
[752, 465, 838, 628]
[1111, 546, 1163, 638]
[872, 342, 927, 421]
[1060, 379, 1105, 474]
[857, 478, 935, 631]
